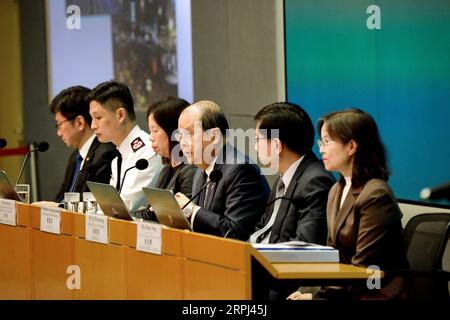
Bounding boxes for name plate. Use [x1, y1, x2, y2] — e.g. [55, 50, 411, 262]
[0, 199, 16, 226]
[85, 214, 108, 244]
[136, 221, 162, 255]
[40, 207, 61, 234]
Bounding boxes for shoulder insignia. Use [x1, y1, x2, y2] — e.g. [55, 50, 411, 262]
[131, 137, 145, 153]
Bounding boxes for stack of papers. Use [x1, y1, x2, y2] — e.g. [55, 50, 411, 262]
[252, 241, 339, 263]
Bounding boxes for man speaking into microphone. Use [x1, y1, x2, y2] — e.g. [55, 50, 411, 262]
[175, 101, 270, 240]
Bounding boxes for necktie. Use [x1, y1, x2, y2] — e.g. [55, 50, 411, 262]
[196, 171, 208, 207]
[249, 177, 285, 243]
[69, 152, 83, 192]
[115, 152, 123, 191]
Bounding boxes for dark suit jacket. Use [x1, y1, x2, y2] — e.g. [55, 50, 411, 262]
[254, 152, 335, 245]
[155, 163, 197, 198]
[327, 178, 407, 270]
[54, 138, 115, 202]
[192, 145, 270, 240]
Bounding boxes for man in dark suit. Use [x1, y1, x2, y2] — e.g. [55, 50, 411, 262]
[249, 102, 335, 245]
[174, 100, 270, 240]
[50, 86, 115, 202]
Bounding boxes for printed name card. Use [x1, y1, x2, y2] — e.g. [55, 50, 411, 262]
[0, 199, 16, 226]
[40, 207, 61, 234]
[136, 221, 162, 255]
[85, 214, 108, 244]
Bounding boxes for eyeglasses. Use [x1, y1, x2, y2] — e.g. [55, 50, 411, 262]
[55, 118, 75, 130]
[317, 139, 337, 148]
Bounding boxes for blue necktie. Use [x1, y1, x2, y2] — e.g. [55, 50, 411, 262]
[69, 152, 83, 192]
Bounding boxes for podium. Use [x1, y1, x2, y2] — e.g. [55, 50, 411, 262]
[0, 203, 377, 299]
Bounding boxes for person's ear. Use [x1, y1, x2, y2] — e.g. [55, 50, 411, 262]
[211, 128, 222, 144]
[273, 138, 283, 154]
[74, 115, 85, 131]
[117, 108, 126, 123]
[348, 140, 358, 156]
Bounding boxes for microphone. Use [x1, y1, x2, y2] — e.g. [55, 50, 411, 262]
[16, 141, 50, 185]
[118, 159, 149, 194]
[181, 169, 223, 210]
[224, 196, 293, 239]
[420, 182, 450, 201]
[0, 138, 6, 149]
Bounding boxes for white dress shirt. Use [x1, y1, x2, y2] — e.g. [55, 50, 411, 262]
[259, 155, 304, 243]
[78, 134, 96, 170]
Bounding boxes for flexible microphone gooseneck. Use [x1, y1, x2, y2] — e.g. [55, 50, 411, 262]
[181, 169, 223, 210]
[118, 159, 149, 194]
[69, 163, 95, 193]
[16, 141, 49, 185]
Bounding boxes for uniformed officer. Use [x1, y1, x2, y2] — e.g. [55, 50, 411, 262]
[88, 80, 163, 212]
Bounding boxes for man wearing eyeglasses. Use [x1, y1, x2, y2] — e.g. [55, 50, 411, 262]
[50, 86, 115, 202]
[250, 102, 335, 246]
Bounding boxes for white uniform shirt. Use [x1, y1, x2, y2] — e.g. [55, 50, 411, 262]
[110, 125, 163, 212]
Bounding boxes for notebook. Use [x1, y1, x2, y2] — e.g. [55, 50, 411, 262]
[142, 187, 191, 230]
[86, 181, 134, 221]
[0, 170, 23, 202]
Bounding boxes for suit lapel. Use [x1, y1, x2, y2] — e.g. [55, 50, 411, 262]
[75, 138, 98, 190]
[204, 163, 222, 210]
[331, 182, 363, 245]
[63, 150, 78, 192]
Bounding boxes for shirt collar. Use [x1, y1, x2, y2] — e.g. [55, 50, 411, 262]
[281, 155, 304, 189]
[78, 134, 96, 160]
[205, 153, 220, 177]
[118, 125, 141, 157]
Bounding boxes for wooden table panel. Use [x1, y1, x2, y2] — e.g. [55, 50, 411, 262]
[31, 230, 75, 299]
[125, 248, 183, 299]
[74, 238, 125, 299]
[0, 225, 32, 299]
[183, 259, 250, 300]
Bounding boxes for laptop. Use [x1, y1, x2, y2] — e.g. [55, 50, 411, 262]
[86, 181, 134, 221]
[142, 187, 192, 230]
[0, 170, 23, 202]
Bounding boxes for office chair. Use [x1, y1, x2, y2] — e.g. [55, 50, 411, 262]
[403, 213, 450, 299]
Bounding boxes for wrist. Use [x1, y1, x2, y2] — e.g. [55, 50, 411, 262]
[183, 202, 195, 218]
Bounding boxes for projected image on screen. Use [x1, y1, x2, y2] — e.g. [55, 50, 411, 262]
[67, 0, 177, 111]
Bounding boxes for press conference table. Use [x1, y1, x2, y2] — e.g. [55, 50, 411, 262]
[0, 202, 378, 300]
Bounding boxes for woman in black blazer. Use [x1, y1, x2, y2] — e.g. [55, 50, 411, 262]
[146, 97, 197, 197]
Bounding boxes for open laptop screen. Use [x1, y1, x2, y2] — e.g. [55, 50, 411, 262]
[0, 170, 22, 202]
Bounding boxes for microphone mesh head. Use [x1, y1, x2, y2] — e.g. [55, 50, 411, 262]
[420, 188, 431, 200]
[209, 170, 223, 182]
[135, 159, 149, 170]
[37, 141, 49, 152]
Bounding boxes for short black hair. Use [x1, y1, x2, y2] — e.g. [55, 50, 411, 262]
[317, 108, 389, 186]
[87, 80, 136, 120]
[50, 86, 92, 125]
[146, 96, 190, 164]
[254, 102, 314, 155]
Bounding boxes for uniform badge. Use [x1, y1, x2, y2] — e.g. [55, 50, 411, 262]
[131, 137, 145, 153]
